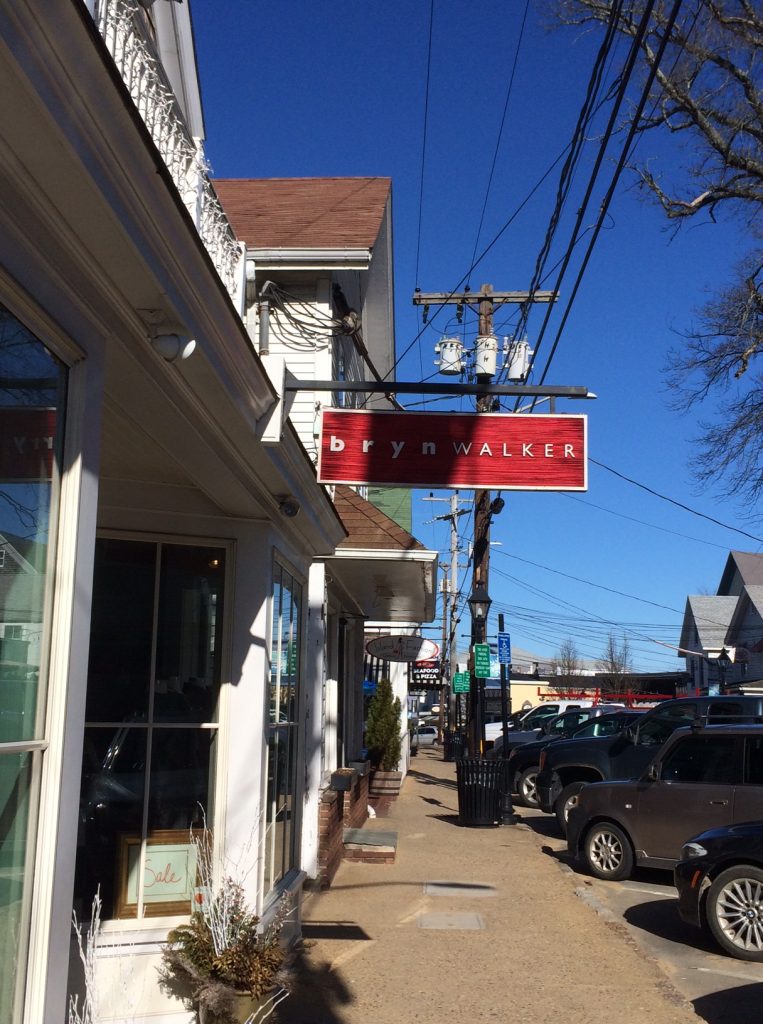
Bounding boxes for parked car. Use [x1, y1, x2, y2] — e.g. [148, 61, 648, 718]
[504, 710, 642, 808]
[484, 700, 596, 746]
[566, 724, 763, 882]
[486, 704, 626, 763]
[411, 724, 439, 748]
[537, 695, 763, 829]
[674, 820, 763, 962]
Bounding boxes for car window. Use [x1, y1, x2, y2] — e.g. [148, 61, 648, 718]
[744, 736, 763, 785]
[660, 735, 741, 784]
[637, 705, 697, 747]
[707, 701, 746, 722]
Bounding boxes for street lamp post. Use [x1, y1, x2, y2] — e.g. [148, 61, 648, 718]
[717, 648, 732, 694]
[468, 582, 491, 756]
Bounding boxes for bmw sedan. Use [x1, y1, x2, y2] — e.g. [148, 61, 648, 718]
[675, 820, 763, 962]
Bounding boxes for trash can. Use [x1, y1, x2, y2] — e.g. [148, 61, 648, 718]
[443, 731, 467, 762]
[455, 757, 504, 826]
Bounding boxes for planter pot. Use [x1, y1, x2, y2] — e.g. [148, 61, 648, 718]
[330, 769, 356, 792]
[369, 769, 402, 798]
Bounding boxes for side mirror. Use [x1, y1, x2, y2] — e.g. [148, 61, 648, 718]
[647, 763, 660, 781]
[623, 724, 637, 744]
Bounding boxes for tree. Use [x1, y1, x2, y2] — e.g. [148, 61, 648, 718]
[554, 1, 763, 504]
[597, 633, 633, 693]
[365, 679, 403, 771]
[551, 638, 583, 690]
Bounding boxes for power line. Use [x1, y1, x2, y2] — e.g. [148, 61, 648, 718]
[468, 0, 531, 278]
[591, 457, 763, 544]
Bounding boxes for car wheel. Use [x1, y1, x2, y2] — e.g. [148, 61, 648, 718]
[553, 781, 587, 831]
[706, 865, 763, 962]
[583, 821, 634, 881]
[516, 766, 540, 808]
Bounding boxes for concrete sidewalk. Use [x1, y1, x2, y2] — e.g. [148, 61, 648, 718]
[280, 749, 700, 1024]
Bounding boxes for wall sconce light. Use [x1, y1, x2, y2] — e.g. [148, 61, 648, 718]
[278, 497, 300, 518]
[151, 333, 196, 362]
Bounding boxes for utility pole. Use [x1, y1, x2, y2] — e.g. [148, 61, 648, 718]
[413, 284, 556, 756]
[424, 492, 468, 739]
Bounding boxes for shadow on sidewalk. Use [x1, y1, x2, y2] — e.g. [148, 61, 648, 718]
[278, 942, 355, 1024]
[693, 982, 763, 1024]
[406, 767, 457, 789]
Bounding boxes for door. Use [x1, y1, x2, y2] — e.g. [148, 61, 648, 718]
[635, 734, 741, 861]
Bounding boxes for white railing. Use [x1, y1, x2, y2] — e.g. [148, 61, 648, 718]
[93, 0, 243, 301]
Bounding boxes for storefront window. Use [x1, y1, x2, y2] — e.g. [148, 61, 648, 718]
[0, 306, 66, 1023]
[74, 538, 224, 920]
[264, 562, 302, 893]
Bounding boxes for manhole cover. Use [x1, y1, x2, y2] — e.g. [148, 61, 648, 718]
[417, 912, 485, 930]
[424, 881, 496, 898]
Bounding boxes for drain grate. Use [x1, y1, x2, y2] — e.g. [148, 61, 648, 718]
[424, 881, 496, 898]
[417, 912, 485, 930]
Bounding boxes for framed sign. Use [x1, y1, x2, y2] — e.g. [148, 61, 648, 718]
[318, 408, 587, 490]
[115, 830, 200, 918]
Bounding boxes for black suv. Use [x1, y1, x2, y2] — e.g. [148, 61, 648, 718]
[536, 696, 763, 828]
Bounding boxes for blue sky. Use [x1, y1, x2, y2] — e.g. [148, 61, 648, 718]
[192, 1, 759, 673]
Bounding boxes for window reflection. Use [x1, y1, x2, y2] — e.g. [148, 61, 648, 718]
[264, 563, 301, 893]
[0, 306, 66, 1024]
[74, 540, 224, 919]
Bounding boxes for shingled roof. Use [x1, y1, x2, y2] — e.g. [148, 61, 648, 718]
[213, 177, 391, 250]
[332, 485, 424, 551]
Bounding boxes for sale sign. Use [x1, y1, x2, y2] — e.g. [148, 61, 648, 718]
[318, 409, 587, 490]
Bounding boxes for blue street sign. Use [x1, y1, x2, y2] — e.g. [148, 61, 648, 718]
[497, 632, 511, 665]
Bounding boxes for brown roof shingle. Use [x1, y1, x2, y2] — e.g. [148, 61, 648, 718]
[214, 177, 391, 250]
[333, 485, 424, 551]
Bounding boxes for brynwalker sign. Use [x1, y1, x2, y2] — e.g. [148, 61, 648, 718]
[318, 409, 587, 490]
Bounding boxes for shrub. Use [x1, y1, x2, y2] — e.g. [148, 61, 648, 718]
[365, 678, 402, 771]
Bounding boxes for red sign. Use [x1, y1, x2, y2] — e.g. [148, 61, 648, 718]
[319, 409, 587, 490]
[0, 408, 57, 481]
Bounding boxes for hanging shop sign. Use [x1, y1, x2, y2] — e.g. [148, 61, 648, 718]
[410, 660, 441, 688]
[318, 409, 587, 490]
[365, 634, 440, 663]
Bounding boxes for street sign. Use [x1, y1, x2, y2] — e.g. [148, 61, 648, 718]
[318, 409, 588, 490]
[452, 672, 470, 693]
[497, 632, 511, 665]
[473, 644, 491, 679]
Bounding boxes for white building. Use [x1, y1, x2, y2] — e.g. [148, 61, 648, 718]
[0, 2, 435, 1021]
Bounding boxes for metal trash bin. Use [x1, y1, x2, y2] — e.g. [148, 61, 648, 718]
[443, 731, 467, 762]
[455, 757, 503, 826]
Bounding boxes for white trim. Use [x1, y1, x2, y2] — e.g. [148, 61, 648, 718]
[250, 248, 371, 270]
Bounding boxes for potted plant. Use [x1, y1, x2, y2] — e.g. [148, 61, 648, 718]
[365, 678, 403, 797]
[159, 832, 290, 1024]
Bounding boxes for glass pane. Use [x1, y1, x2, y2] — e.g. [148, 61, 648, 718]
[75, 727, 147, 920]
[0, 307, 66, 743]
[85, 539, 155, 723]
[0, 753, 34, 1024]
[147, 728, 215, 832]
[661, 736, 740, 784]
[155, 545, 225, 723]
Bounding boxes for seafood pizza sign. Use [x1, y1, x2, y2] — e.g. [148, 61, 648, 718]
[318, 409, 587, 490]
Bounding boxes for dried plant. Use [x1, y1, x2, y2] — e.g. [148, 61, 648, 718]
[159, 822, 291, 1024]
[68, 890, 102, 1024]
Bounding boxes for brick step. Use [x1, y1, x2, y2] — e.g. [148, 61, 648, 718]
[342, 827, 398, 864]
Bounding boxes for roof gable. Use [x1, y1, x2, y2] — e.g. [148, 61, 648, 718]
[718, 550, 763, 595]
[213, 177, 391, 250]
[680, 594, 738, 652]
